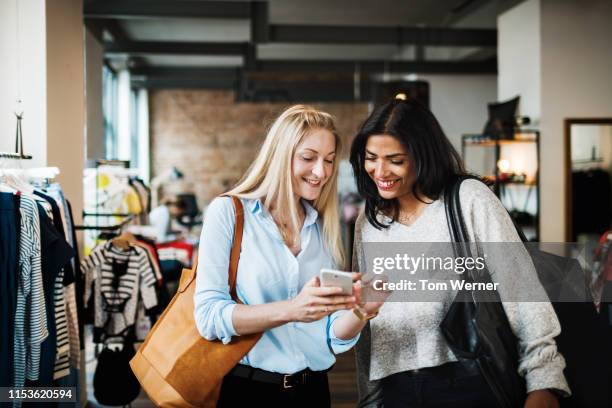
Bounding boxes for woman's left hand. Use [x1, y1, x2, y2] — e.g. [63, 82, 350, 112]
[524, 390, 559, 408]
[352, 273, 389, 315]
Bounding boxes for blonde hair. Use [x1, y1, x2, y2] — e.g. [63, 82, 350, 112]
[227, 105, 345, 268]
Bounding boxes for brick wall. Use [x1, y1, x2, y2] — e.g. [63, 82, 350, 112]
[150, 89, 369, 206]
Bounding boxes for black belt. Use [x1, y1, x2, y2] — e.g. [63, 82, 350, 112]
[401, 360, 481, 379]
[228, 364, 328, 389]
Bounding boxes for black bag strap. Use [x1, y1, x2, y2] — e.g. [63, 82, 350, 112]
[444, 176, 478, 283]
[446, 175, 529, 244]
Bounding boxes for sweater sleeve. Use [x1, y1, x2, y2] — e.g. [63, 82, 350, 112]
[459, 179, 571, 396]
[353, 212, 385, 407]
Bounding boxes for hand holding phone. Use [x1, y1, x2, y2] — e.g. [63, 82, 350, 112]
[319, 269, 354, 295]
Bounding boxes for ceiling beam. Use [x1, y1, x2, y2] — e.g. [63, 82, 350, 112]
[84, 19, 105, 43]
[130, 66, 240, 79]
[269, 24, 496, 47]
[257, 59, 497, 74]
[105, 41, 249, 56]
[129, 59, 496, 82]
[105, 19, 130, 43]
[84, 0, 253, 20]
[128, 57, 496, 91]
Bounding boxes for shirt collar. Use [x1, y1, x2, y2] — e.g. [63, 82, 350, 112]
[250, 198, 319, 227]
[250, 198, 263, 214]
[302, 200, 319, 227]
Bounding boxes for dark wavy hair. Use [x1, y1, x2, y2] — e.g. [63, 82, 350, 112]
[349, 98, 467, 229]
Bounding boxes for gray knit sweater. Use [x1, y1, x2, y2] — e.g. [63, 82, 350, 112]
[353, 179, 570, 407]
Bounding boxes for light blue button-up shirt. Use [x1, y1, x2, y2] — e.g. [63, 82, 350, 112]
[194, 196, 359, 374]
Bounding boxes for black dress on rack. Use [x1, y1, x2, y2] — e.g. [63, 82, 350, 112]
[29, 204, 74, 387]
[0, 192, 20, 387]
[572, 169, 612, 240]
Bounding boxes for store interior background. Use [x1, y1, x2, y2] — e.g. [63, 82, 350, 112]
[1, 0, 611, 406]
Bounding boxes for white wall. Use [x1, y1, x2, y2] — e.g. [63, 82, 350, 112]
[498, 0, 541, 121]
[0, 0, 46, 167]
[421, 74, 497, 175]
[539, 0, 612, 241]
[421, 74, 497, 146]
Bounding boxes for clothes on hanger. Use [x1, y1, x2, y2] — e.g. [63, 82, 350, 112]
[81, 241, 158, 345]
[592, 231, 612, 310]
[0, 175, 81, 404]
[129, 176, 151, 224]
[0, 192, 20, 388]
[83, 167, 151, 256]
[155, 241, 194, 282]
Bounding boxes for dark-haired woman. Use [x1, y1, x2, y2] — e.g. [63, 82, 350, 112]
[350, 99, 569, 408]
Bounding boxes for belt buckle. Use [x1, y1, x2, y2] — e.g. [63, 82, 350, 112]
[283, 375, 293, 389]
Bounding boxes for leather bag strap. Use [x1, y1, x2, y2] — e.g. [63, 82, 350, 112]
[225, 196, 244, 303]
[189, 196, 244, 302]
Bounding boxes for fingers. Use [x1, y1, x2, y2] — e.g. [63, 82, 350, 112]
[310, 285, 344, 296]
[351, 272, 362, 282]
[312, 295, 356, 305]
[305, 276, 320, 288]
[353, 281, 363, 304]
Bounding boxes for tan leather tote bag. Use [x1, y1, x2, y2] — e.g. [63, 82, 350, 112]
[130, 196, 262, 407]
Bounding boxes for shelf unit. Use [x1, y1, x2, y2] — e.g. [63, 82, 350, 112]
[461, 130, 541, 240]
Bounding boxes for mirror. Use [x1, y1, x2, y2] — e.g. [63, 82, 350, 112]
[565, 119, 612, 244]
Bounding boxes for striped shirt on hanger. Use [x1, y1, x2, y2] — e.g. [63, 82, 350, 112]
[14, 194, 48, 389]
[82, 242, 157, 342]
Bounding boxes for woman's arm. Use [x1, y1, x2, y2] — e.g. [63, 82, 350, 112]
[351, 212, 385, 408]
[332, 278, 387, 340]
[460, 180, 570, 400]
[232, 277, 355, 335]
[194, 197, 355, 341]
[194, 197, 241, 343]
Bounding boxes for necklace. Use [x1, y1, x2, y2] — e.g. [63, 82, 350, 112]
[397, 210, 418, 225]
[397, 202, 429, 226]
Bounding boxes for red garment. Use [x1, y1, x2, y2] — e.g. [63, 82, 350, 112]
[155, 241, 194, 267]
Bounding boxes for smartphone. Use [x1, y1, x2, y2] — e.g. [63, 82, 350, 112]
[320, 269, 354, 295]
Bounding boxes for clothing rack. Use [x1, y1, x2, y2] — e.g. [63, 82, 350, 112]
[74, 213, 135, 231]
[0, 152, 32, 159]
[85, 159, 130, 169]
[1, 170, 81, 391]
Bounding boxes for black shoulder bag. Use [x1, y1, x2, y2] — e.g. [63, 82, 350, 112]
[440, 176, 526, 408]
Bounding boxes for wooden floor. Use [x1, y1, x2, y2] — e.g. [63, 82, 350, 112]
[328, 350, 359, 407]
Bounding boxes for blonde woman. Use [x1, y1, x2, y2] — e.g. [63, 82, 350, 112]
[194, 105, 383, 408]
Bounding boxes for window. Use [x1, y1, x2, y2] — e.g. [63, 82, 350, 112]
[102, 64, 118, 159]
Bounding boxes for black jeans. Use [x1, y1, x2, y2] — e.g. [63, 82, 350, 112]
[381, 361, 500, 408]
[217, 367, 331, 408]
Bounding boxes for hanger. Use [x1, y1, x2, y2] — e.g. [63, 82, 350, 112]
[111, 231, 136, 251]
[0, 165, 34, 195]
